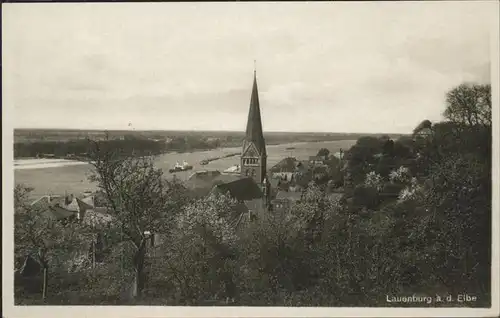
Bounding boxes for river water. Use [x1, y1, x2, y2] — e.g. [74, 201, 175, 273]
[14, 140, 356, 198]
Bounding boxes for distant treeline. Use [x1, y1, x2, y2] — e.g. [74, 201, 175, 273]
[14, 129, 405, 159]
[13, 135, 221, 159]
[15, 128, 406, 144]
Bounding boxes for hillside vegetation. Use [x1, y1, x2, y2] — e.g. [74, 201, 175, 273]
[14, 83, 491, 306]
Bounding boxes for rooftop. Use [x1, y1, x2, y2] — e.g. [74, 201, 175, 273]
[213, 177, 263, 202]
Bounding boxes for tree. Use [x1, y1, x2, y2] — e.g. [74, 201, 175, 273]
[444, 83, 491, 127]
[86, 138, 188, 298]
[407, 153, 491, 295]
[153, 192, 240, 304]
[14, 184, 85, 300]
[345, 136, 384, 184]
[316, 148, 330, 158]
[352, 185, 379, 210]
[389, 166, 412, 184]
[412, 119, 432, 136]
[237, 186, 331, 299]
[364, 171, 383, 191]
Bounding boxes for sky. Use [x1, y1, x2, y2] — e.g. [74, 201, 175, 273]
[2, 2, 496, 133]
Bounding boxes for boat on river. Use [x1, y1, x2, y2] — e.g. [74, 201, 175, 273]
[168, 161, 193, 173]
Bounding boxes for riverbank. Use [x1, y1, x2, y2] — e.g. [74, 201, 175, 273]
[15, 139, 358, 198]
[14, 158, 89, 170]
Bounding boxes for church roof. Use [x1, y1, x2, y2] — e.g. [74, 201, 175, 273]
[243, 70, 266, 157]
[213, 177, 263, 202]
[186, 172, 244, 195]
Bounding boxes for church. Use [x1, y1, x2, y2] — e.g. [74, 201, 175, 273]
[239, 67, 271, 202]
[186, 69, 273, 218]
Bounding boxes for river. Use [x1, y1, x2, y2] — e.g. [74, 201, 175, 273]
[14, 140, 356, 198]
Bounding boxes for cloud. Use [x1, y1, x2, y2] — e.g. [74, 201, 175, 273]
[4, 2, 496, 133]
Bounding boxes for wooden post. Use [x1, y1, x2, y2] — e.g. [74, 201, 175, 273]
[42, 267, 48, 300]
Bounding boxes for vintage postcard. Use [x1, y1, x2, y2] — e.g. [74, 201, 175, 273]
[2, 1, 499, 317]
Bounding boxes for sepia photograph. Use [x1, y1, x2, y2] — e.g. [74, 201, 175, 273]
[2, 1, 499, 317]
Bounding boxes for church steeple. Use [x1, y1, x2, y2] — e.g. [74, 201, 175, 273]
[241, 66, 267, 184]
[244, 65, 266, 157]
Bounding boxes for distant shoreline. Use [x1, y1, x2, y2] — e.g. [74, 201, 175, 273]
[13, 139, 358, 171]
[13, 139, 362, 161]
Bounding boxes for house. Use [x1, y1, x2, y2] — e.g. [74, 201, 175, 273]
[273, 172, 294, 182]
[30, 194, 64, 207]
[269, 157, 309, 180]
[30, 193, 97, 222]
[309, 156, 327, 166]
[270, 157, 298, 172]
[63, 196, 94, 220]
[31, 195, 77, 221]
[270, 157, 305, 181]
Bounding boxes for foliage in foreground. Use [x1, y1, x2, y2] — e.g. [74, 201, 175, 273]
[14, 83, 492, 306]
